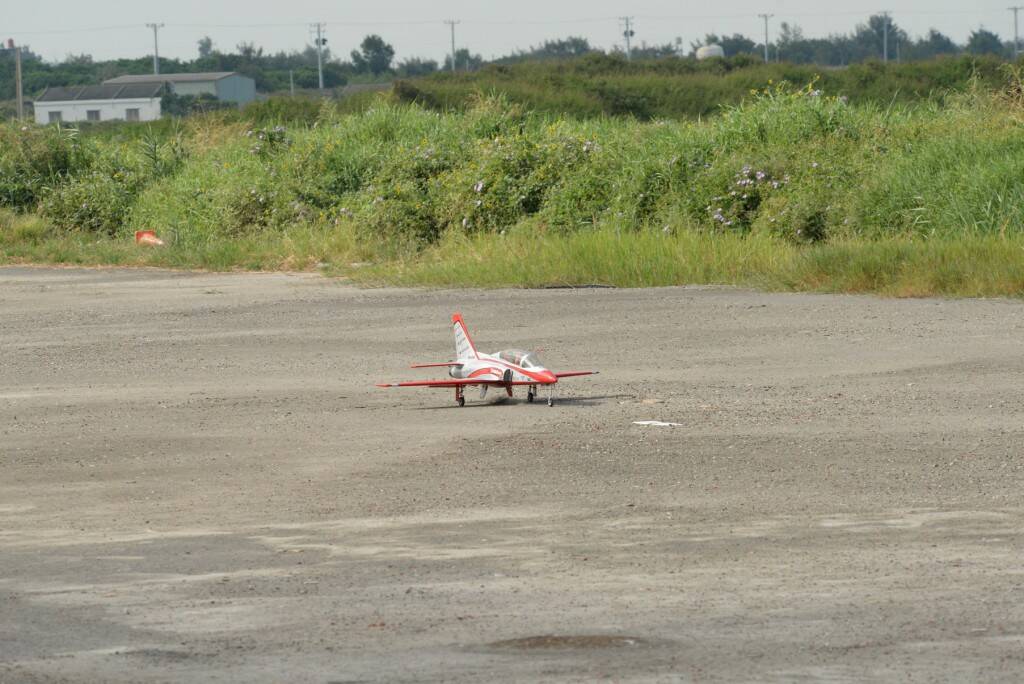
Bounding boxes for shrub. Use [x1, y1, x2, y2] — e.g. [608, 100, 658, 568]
[41, 132, 185, 234]
[0, 124, 92, 209]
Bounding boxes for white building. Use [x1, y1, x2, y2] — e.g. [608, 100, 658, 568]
[103, 72, 256, 105]
[33, 72, 258, 125]
[34, 84, 164, 124]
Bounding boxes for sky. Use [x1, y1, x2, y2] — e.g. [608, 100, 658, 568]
[3, 1, 1017, 64]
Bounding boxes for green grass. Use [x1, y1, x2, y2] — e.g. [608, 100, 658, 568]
[395, 54, 1012, 120]
[6, 77, 1024, 298]
[0, 209, 364, 272]
[349, 227, 1024, 298]
[9, 211, 1024, 298]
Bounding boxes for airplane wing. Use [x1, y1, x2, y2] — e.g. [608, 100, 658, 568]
[555, 371, 599, 379]
[410, 362, 464, 369]
[378, 379, 537, 388]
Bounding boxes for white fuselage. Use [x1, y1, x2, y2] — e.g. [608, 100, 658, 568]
[451, 352, 557, 386]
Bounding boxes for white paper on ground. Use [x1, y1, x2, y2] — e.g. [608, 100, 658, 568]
[633, 421, 683, 427]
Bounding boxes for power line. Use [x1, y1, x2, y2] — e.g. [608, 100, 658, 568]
[5, 9, 1014, 37]
[7, 24, 144, 35]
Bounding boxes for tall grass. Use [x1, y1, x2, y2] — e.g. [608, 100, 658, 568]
[395, 54, 1010, 120]
[352, 227, 1024, 298]
[5, 77, 1024, 297]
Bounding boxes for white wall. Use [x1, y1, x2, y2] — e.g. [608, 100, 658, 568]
[172, 82, 218, 98]
[33, 98, 162, 125]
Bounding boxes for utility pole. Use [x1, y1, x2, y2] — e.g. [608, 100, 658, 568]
[1011, 6, 1023, 58]
[620, 17, 635, 61]
[289, 69, 295, 96]
[311, 23, 326, 90]
[2, 40, 24, 121]
[15, 45, 22, 120]
[445, 20, 460, 72]
[882, 12, 890, 63]
[145, 23, 164, 75]
[6, 40, 24, 120]
[758, 14, 773, 63]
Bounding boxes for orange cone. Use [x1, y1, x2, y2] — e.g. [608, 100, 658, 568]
[135, 230, 165, 247]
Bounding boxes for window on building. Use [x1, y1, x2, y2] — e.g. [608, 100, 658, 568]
[47, 111, 62, 123]
[125, 108, 140, 122]
[86, 110, 100, 122]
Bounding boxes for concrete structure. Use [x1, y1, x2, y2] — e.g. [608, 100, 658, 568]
[696, 44, 726, 60]
[34, 84, 163, 124]
[103, 72, 256, 105]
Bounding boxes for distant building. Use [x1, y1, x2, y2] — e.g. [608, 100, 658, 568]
[33, 72, 258, 125]
[696, 44, 726, 60]
[34, 84, 164, 124]
[103, 72, 256, 105]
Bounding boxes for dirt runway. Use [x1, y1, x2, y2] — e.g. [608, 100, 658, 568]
[2, 267, 1024, 682]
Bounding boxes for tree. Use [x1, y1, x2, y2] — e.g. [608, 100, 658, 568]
[631, 42, 681, 60]
[397, 57, 439, 77]
[775, 23, 844, 64]
[778, 22, 805, 46]
[444, 48, 483, 72]
[197, 36, 214, 59]
[236, 42, 263, 61]
[351, 35, 395, 75]
[853, 14, 908, 61]
[966, 29, 1005, 56]
[492, 37, 596, 64]
[64, 53, 93, 65]
[526, 37, 594, 60]
[907, 29, 959, 60]
[692, 33, 758, 58]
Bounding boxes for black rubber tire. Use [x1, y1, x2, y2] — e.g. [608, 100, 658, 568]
[527, 392, 535, 403]
[458, 397, 466, 407]
[547, 397, 554, 407]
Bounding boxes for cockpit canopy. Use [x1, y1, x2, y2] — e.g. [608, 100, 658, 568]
[497, 349, 543, 369]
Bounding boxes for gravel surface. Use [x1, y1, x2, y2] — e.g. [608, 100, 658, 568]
[2, 266, 1024, 683]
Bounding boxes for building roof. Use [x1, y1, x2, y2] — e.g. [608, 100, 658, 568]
[103, 72, 239, 85]
[36, 84, 164, 103]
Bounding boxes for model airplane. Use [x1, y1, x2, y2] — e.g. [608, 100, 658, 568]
[377, 313, 597, 407]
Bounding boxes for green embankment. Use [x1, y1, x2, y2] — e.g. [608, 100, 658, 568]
[393, 54, 1012, 120]
[4, 78, 1024, 296]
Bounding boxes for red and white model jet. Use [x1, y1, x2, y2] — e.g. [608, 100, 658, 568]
[377, 314, 597, 407]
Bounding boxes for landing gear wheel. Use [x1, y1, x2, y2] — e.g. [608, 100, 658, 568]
[527, 391, 535, 404]
[547, 397, 554, 408]
[458, 396, 466, 407]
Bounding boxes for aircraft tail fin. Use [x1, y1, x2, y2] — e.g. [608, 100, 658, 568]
[452, 313, 479, 360]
